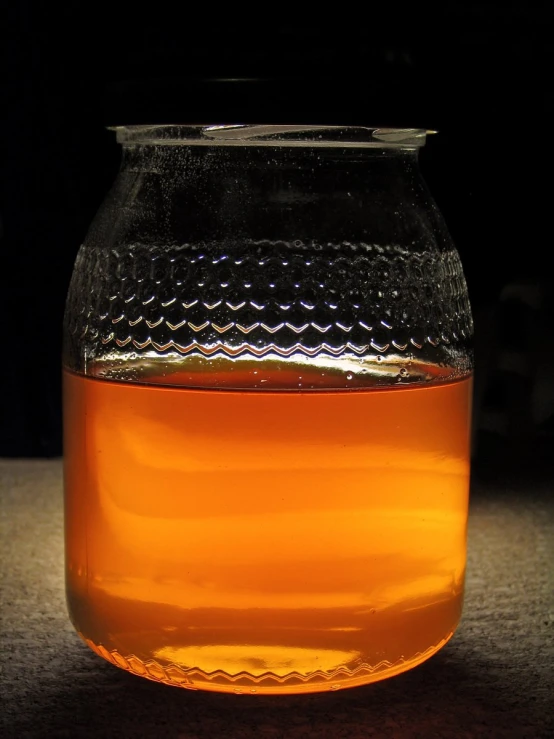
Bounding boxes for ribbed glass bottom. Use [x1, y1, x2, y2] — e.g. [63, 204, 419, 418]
[78, 631, 455, 695]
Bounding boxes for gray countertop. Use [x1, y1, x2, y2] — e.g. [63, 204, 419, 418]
[1, 459, 553, 738]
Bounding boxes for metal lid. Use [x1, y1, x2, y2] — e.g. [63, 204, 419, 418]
[112, 124, 429, 148]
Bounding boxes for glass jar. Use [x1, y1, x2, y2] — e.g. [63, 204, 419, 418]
[63, 125, 473, 694]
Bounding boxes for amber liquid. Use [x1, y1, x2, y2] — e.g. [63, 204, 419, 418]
[64, 366, 471, 694]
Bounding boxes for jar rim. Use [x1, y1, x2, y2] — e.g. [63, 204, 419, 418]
[111, 125, 431, 148]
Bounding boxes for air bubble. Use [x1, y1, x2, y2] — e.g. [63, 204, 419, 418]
[346, 373, 353, 380]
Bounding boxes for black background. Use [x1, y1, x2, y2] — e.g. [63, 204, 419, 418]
[1, 3, 553, 466]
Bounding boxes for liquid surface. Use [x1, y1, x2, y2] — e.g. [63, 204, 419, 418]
[64, 365, 472, 693]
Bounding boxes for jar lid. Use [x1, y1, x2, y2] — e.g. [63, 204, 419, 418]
[111, 124, 429, 149]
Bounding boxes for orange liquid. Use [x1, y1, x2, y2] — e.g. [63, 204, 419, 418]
[63, 367, 471, 694]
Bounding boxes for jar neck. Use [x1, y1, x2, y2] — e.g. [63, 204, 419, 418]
[120, 143, 421, 174]
[111, 140, 429, 252]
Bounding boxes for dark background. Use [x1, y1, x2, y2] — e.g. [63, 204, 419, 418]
[2, 3, 553, 470]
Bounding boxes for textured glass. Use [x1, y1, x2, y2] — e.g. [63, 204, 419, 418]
[64, 126, 472, 386]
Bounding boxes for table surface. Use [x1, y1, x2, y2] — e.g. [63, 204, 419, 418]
[1, 459, 553, 739]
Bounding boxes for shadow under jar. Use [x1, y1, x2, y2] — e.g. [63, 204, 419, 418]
[63, 125, 473, 694]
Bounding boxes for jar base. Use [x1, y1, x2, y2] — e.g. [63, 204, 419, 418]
[78, 630, 456, 695]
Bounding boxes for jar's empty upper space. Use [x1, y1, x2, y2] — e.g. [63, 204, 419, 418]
[113, 125, 428, 148]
